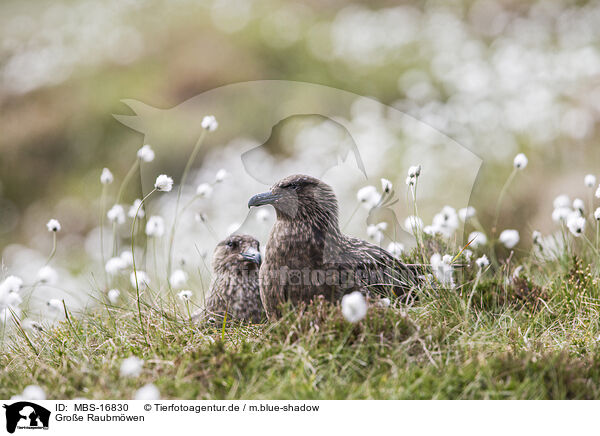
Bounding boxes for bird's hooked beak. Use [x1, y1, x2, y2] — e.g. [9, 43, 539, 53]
[248, 191, 279, 208]
[241, 247, 262, 265]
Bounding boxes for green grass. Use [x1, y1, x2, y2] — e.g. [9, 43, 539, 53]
[2, 242, 600, 400]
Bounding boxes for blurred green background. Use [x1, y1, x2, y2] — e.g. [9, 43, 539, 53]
[1, 0, 600, 252]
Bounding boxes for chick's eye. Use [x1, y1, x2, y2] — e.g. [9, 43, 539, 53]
[226, 241, 237, 249]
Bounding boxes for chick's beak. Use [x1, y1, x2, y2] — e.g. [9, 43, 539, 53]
[241, 247, 262, 265]
[248, 192, 278, 208]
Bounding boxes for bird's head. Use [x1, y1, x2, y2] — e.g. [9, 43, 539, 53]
[248, 174, 339, 225]
[212, 234, 261, 273]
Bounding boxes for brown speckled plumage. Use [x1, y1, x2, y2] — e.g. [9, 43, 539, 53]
[248, 174, 417, 320]
[204, 234, 264, 323]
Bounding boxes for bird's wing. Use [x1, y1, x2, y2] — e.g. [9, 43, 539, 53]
[335, 236, 418, 295]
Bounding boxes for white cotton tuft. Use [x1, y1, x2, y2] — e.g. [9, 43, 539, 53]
[513, 153, 528, 169]
[386, 242, 404, 258]
[46, 219, 61, 232]
[169, 269, 188, 289]
[431, 253, 454, 287]
[37, 266, 58, 285]
[201, 115, 218, 132]
[196, 183, 213, 198]
[130, 271, 150, 290]
[134, 383, 160, 400]
[499, 229, 520, 249]
[356, 186, 381, 210]
[107, 289, 120, 304]
[584, 174, 596, 188]
[128, 199, 145, 218]
[475, 255, 489, 268]
[341, 291, 368, 323]
[145, 216, 165, 237]
[154, 174, 174, 192]
[107, 205, 125, 224]
[137, 145, 155, 162]
[177, 290, 193, 301]
[100, 168, 114, 185]
[21, 385, 46, 400]
[215, 169, 228, 183]
[120, 357, 144, 378]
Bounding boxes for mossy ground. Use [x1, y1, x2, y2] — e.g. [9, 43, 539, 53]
[2, 243, 600, 400]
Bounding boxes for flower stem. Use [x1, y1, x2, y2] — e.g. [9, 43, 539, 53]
[45, 233, 57, 266]
[167, 129, 207, 286]
[100, 184, 108, 288]
[116, 159, 140, 205]
[131, 188, 156, 344]
[493, 167, 517, 235]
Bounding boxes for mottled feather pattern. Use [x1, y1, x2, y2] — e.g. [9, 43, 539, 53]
[256, 174, 417, 320]
[204, 234, 264, 323]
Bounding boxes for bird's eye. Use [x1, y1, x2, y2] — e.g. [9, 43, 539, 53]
[282, 182, 299, 190]
[226, 241, 237, 249]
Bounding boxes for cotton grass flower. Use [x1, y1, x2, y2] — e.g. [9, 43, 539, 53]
[378, 298, 391, 308]
[177, 290, 193, 301]
[533, 230, 543, 246]
[21, 385, 46, 401]
[145, 216, 165, 237]
[134, 383, 160, 400]
[431, 253, 454, 287]
[513, 153, 528, 169]
[128, 199, 145, 218]
[367, 222, 387, 243]
[215, 169, 228, 183]
[341, 291, 367, 323]
[406, 165, 422, 186]
[404, 216, 423, 234]
[107, 204, 125, 224]
[357, 186, 380, 209]
[37, 266, 58, 285]
[46, 219, 61, 232]
[552, 207, 571, 223]
[105, 257, 126, 275]
[585, 174, 596, 188]
[47, 299, 63, 313]
[499, 229, 520, 249]
[553, 195, 571, 209]
[407, 165, 422, 178]
[1, 275, 23, 293]
[196, 183, 213, 198]
[567, 213, 586, 237]
[154, 174, 173, 192]
[121, 252, 133, 266]
[468, 231, 487, 247]
[107, 289, 120, 304]
[595, 208, 600, 221]
[458, 206, 476, 222]
[169, 269, 188, 289]
[573, 198, 585, 214]
[120, 357, 143, 378]
[380, 178, 393, 193]
[475, 255, 490, 268]
[130, 271, 150, 290]
[100, 168, 114, 185]
[431, 206, 459, 237]
[596, 185, 600, 199]
[386, 242, 404, 258]
[137, 145, 155, 162]
[201, 115, 218, 132]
